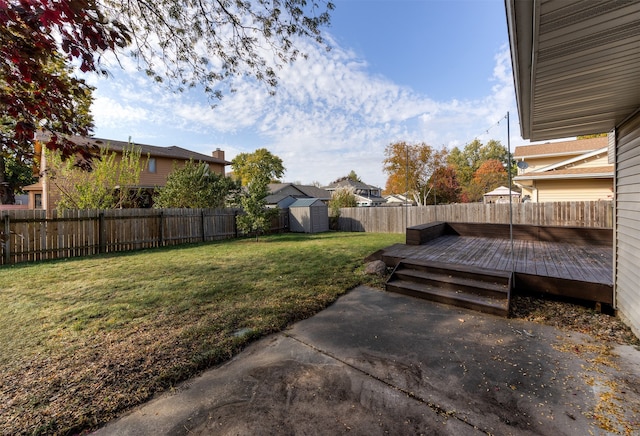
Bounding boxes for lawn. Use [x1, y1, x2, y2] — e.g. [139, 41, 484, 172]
[0, 232, 403, 435]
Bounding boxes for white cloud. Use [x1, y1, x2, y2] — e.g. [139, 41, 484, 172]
[89, 34, 519, 188]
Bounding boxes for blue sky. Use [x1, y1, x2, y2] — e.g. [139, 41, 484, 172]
[87, 0, 524, 188]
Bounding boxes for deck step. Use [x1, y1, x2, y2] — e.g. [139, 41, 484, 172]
[386, 260, 512, 317]
[392, 269, 510, 299]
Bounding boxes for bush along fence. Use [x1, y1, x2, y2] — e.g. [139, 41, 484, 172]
[0, 208, 288, 265]
[337, 201, 614, 233]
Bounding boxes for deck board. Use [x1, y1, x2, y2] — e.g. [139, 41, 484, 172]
[383, 235, 612, 286]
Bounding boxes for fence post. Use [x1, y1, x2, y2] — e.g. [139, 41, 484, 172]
[3, 213, 10, 265]
[201, 209, 206, 242]
[99, 212, 106, 253]
[234, 210, 238, 238]
[159, 211, 164, 246]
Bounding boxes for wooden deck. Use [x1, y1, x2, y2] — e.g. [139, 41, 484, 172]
[381, 234, 613, 305]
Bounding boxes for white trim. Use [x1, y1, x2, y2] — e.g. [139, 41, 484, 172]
[530, 147, 608, 173]
[515, 172, 613, 181]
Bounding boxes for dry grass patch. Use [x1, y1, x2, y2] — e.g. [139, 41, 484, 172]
[0, 232, 402, 435]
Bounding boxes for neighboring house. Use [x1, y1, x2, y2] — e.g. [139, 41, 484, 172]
[384, 194, 415, 206]
[323, 179, 385, 207]
[483, 186, 520, 204]
[25, 133, 230, 211]
[505, 1, 640, 335]
[265, 183, 331, 208]
[0, 194, 30, 211]
[513, 137, 613, 202]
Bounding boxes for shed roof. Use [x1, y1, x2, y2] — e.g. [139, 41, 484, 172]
[484, 186, 520, 197]
[289, 198, 325, 208]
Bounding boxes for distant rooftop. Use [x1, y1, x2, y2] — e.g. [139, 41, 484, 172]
[514, 137, 607, 159]
[36, 132, 230, 165]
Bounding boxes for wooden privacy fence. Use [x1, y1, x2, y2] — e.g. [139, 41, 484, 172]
[337, 201, 614, 233]
[1, 208, 288, 265]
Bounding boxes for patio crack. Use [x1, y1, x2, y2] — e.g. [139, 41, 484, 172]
[283, 332, 492, 435]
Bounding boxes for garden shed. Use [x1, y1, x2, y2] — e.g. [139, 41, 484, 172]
[288, 198, 329, 233]
[483, 186, 521, 204]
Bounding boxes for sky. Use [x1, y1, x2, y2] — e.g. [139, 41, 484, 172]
[86, 0, 526, 188]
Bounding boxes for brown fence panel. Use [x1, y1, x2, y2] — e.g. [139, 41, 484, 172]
[336, 201, 613, 233]
[0, 207, 290, 266]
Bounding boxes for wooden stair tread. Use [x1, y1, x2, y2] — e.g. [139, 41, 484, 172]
[385, 260, 512, 317]
[387, 279, 508, 307]
[393, 268, 510, 294]
[395, 259, 513, 280]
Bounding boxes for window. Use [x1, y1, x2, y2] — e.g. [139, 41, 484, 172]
[34, 193, 42, 209]
[148, 158, 156, 173]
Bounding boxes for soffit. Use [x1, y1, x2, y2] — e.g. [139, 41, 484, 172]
[507, 0, 640, 141]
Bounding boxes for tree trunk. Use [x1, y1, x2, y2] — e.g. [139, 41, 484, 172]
[0, 156, 15, 205]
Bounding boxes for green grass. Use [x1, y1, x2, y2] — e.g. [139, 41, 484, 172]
[0, 232, 402, 435]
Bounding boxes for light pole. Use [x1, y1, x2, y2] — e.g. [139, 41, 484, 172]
[405, 144, 409, 231]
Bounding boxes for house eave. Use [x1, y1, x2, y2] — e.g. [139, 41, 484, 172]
[514, 173, 613, 181]
[506, 0, 640, 140]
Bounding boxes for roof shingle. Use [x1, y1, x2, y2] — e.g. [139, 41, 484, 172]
[514, 137, 607, 158]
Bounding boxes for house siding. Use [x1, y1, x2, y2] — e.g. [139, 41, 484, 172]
[520, 153, 609, 174]
[573, 154, 609, 169]
[536, 179, 613, 202]
[615, 110, 640, 337]
[521, 156, 565, 172]
[30, 140, 227, 211]
[138, 156, 224, 187]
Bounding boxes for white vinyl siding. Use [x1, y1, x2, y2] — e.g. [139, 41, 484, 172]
[608, 130, 616, 165]
[615, 110, 640, 337]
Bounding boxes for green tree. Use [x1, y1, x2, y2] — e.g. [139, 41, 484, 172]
[0, 151, 37, 204]
[331, 170, 362, 184]
[448, 139, 512, 203]
[47, 144, 146, 210]
[236, 182, 277, 242]
[232, 149, 285, 241]
[382, 141, 447, 206]
[232, 148, 285, 186]
[448, 139, 510, 185]
[328, 186, 357, 217]
[154, 160, 241, 208]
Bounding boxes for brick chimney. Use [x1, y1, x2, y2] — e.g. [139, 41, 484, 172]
[212, 148, 224, 160]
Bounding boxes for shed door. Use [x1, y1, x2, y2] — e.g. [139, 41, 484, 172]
[310, 205, 327, 233]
